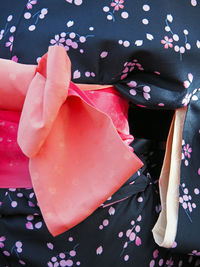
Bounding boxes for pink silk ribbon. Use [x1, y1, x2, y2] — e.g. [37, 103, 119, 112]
[0, 46, 143, 236]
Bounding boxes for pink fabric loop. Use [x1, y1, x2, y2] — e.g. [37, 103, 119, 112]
[18, 47, 70, 157]
[0, 46, 143, 236]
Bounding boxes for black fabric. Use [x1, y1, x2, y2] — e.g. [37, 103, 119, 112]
[1, 0, 200, 266]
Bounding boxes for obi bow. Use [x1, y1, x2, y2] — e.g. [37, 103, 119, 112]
[0, 46, 143, 236]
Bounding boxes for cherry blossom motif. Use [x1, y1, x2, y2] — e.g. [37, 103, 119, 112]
[128, 80, 151, 101]
[2, 240, 26, 265]
[149, 250, 181, 267]
[108, 206, 115, 215]
[191, 88, 200, 101]
[100, 51, 108, 58]
[26, 222, 34, 230]
[103, 1, 128, 22]
[164, 15, 191, 60]
[161, 36, 173, 49]
[183, 143, 192, 159]
[96, 246, 103, 255]
[67, 20, 74, 27]
[171, 241, 177, 248]
[14, 241, 23, 254]
[47, 241, 80, 266]
[166, 257, 174, 267]
[5, 35, 14, 51]
[183, 73, 193, 88]
[3, 191, 20, 208]
[182, 140, 192, 166]
[110, 0, 124, 11]
[25, 214, 43, 230]
[28, 200, 35, 207]
[121, 59, 144, 80]
[25, 7, 48, 31]
[191, 0, 197, 6]
[50, 35, 65, 46]
[119, 215, 142, 261]
[0, 14, 17, 43]
[84, 71, 95, 78]
[26, 0, 37, 9]
[50, 27, 94, 54]
[146, 33, 154, 41]
[19, 260, 26, 265]
[143, 86, 151, 100]
[11, 55, 18, 62]
[179, 183, 197, 222]
[66, 0, 83, 6]
[0, 236, 6, 248]
[47, 243, 54, 250]
[73, 70, 81, 79]
[99, 205, 116, 229]
[182, 93, 192, 106]
[0, 30, 4, 40]
[118, 39, 130, 47]
[135, 40, 143, 46]
[189, 250, 200, 256]
[149, 249, 164, 267]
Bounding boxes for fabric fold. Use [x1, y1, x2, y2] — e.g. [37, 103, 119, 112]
[152, 107, 187, 248]
[0, 45, 143, 236]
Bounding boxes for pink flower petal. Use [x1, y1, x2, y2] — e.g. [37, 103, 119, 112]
[183, 80, 190, 88]
[0, 236, 6, 242]
[135, 236, 142, 246]
[35, 222, 42, 229]
[9, 36, 14, 42]
[153, 249, 159, 258]
[26, 222, 33, 230]
[5, 42, 11, 47]
[47, 242, 54, 250]
[11, 55, 18, 62]
[96, 246, 103, 255]
[188, 73, 193, 82]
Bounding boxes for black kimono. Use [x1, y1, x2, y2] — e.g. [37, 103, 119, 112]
[0, 1, 200, 266]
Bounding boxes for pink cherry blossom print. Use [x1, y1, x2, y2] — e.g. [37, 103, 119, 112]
[0, 236, 6, 248]
[191, 0, 197, 6]
[183, 143, 192, 158]
[50, 35, 65, 46]
[161, 36, 173, 49]
[143, 86, 151, 100]
[5, 36, 14, 51]
[96, 246, 103, 255]
[26, 0, 37, 9]
[100, 51, 108, 58]
[110, 0, 124, 11]
[47, 243, 54, 250]
[26, 221, 34, 230]
[182, 93, 192, 106]
[11, 55, 18, 62]
[166, 257, 174, 267]
[135, 236, 142, 246]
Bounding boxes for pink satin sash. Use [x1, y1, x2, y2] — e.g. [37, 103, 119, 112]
[0, 46, 143, 236]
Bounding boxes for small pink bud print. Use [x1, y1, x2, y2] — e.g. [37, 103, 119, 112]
[135, 236, 142, 246]
[96, 246, 103, 255]
[26, 222, 33, 230]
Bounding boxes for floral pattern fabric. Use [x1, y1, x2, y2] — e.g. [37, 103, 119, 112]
[0, 0, 200, 266]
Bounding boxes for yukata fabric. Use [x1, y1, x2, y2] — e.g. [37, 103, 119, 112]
[0, 0, 200, 266]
